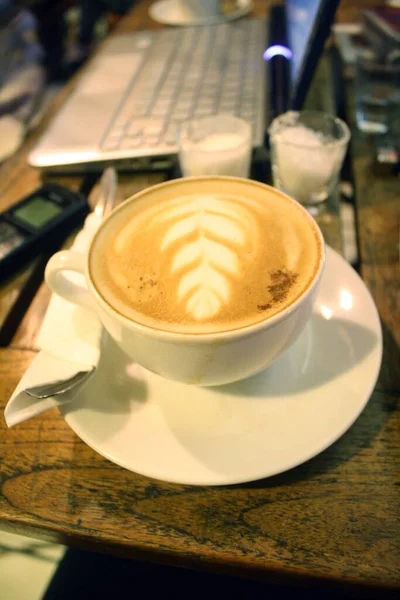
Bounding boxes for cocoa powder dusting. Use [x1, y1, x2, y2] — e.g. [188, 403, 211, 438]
[267, 268, 298, 305]
[257, 303, 271, 311]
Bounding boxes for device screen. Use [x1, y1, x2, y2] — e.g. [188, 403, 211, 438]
[12, 197, 63, 229]
[286, 0, 323, 84]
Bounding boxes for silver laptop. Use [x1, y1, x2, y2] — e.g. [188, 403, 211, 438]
[29, 18, 267, 172]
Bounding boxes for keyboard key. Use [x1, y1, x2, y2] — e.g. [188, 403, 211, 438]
[198, 92, 216, 102]
[197, 100, 215, 112]
[223, 80, 239, 90]
[127, 123, 142, 137]
[120, 137, 141, 150]
[143, 135, 160, 146]
[112, 119, 129, 132]
[128, 118, 163, 134]
[204, 74, 219, 84]
[107, 124, 124, 137]
[171, 109, 191, 121]
[169, 68, 181, 78]
[219, 108, 236, 116]
[178, 87, 196, 99]
[126, 135, 142, 147]
[175, 100, 192, 111]
[194, 106, 214, 117]
[131, 102, 149, 116]
[240, 110, 254, 121]
[241, 102, 254, 113]
[219, 104, 236, 114]
[163, 124, 178, 145]
[151, 105, 170, 118]
[220, 92, 237, 103]
[103, 139, 120, 151]
[145, 123, 164, 136]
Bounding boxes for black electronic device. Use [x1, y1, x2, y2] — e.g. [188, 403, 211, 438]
[0, 183, 89, 284]
[268, 4, 290, 120]
[287, 0, 341, 110]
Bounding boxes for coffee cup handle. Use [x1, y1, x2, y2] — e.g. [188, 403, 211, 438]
[45, 251, 95, 312]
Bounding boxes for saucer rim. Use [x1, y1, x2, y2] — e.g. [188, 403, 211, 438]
[149, 0, 253, 26]
[64, 246, 383, 485]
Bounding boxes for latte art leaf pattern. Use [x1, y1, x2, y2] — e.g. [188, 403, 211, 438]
[153, 195, 258, 320]
[93, 182, 321, 334]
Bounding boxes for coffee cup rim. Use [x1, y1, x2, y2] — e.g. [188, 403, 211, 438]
[87, 176, 326, 342]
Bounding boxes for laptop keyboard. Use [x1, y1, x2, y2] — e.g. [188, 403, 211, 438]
[101, 19, 266, 153]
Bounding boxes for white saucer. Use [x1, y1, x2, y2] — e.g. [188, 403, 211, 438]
[149, 0, 253, 26]
[63, 247, 382, 486]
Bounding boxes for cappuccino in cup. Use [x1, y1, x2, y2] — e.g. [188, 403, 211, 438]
[90, 178, 321, 334]
[46, 177, 324, 385]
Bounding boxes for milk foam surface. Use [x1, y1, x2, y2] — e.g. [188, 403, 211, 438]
[90, 179, 321, 334]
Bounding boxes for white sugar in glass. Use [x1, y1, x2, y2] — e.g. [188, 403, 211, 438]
[269, 111, 350, 207]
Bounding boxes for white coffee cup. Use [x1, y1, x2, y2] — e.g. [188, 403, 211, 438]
[45, 177, 325, 386]
[177, 0, 220, 19]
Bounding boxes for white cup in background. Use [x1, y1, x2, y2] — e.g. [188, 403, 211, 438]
[177, 0, 220, 18]
[179, 115, 252, 178]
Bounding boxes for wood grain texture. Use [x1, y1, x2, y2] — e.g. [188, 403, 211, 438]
[0, 348, 398, 591]
[346, 91, 400, 394]
[0, 0, 398, 594]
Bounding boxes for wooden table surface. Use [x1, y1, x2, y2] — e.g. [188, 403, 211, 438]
[0, 0, 399, 595]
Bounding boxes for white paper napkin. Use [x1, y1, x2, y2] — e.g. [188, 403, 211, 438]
[5, 214, 103, 427]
